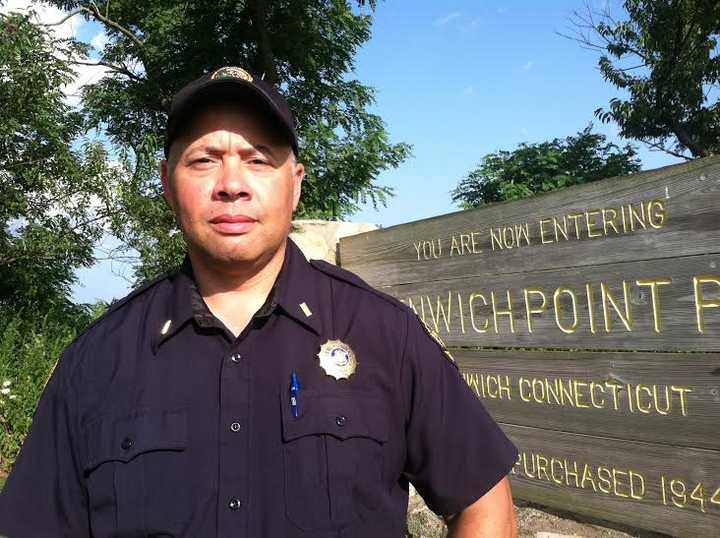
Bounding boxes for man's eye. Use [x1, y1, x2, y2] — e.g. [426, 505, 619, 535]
[250, 158, 269, 165]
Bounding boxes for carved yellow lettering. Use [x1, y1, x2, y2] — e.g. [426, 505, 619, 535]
[574, 380, 590, 408]
[630, 470, 645, 500]
[531, 378, 545, 404]
[601, 280, 633, 332]
[635, 385, 653, 414]
[597, 467, 612, 494]
[601, 207, 619, 235]
[515, 223, 530, 246]
[590, 382, 606, 409]
[471, 231, 482, 253]
[498, 375, 512, 400]
[544, 377, 561, 406]
[553, 215, 569, 242]
[522, 452, 536, 478]
[613, 469, 630, 498]
[564, 460, 580, 488]
[519, 378, 532, 402]
[550, 459, 565, 485]
[553, 287, 579, 334]
[490, 228, 504, 251]
[581, 464, 597, 491]
[502, 226, 516, 249]
[693, 275, 720, 333]
[460, 233, 472, 255]
[413, 241, 422, 261]
[523, 288, 547, 334]
[539, 218, 553, 244]
[450, 235, 461, 257]
[585, 210, 602, 238]
[647, 199, 666, 229]
[469, 293, 489, 333]
[636, 277, 672, 333]
[567, 213, 583, 239]
[585, 283, 598, 334]
[628, 202, 646, 231]
[491, 290, 516, 334]
[653, 385, 671, 416]
[671, 386, 692, 417]
[605, 381, 622, 410]
[537, 454, 550, 481]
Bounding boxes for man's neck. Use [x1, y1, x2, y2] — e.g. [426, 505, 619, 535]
[188, 241, 287, 337]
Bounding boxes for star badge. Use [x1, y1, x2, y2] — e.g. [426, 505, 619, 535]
[317, 340, 357, 380]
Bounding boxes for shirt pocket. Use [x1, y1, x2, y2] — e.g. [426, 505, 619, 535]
[280, 389, 389, 532]
[82, 409, 187, 537]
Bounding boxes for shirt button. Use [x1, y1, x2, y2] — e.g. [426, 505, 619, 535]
[335, 415, 346, 427]
[230, 353, 242, 363]
[230, 422, 241, 432]
[121, 437, 134, 450]
[228, 497, 242, 511]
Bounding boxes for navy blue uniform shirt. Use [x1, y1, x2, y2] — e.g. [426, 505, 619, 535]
[0, 239, 517, 538]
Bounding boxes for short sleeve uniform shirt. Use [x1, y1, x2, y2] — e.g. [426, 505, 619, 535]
[0, 239, 517, 538]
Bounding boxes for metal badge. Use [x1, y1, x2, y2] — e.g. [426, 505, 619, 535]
[317, 340, 357, 380]
[210, 66, 253, 82]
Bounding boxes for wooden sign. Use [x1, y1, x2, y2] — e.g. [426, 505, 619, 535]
[339, 156, 720, 537]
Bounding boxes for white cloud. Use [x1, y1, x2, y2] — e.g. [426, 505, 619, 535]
[522, 60, 535, 71]
[90, 31, 109, 52]
[0, 0, 85, 40]
[434, 11, 462, 27]
[463, 86, 474, 96]
[0, 2, 113, 104]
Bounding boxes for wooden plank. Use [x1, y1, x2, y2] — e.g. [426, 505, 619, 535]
[389, 253, 720, 351]
[503, 424, 720, 537]
[455, 350, 720, 450]
[340, 156, 720, 288]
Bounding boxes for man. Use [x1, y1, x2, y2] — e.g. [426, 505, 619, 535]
[0, 66, 518, 537]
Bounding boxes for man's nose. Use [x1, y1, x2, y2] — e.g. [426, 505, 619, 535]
[214, 161, 251, 201]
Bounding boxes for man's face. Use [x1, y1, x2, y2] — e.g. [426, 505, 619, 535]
[160, 103, 304, 269]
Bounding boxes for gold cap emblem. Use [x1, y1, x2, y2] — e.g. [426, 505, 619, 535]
[210, 66, 253, 82]
[317, 340, 357, 380]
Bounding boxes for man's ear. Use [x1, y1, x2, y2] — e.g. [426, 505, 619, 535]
[160, 159, 175, 210]
[291, 160, 305, 212]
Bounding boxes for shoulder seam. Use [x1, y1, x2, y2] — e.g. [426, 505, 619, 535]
[308, 260, 410, 314]
[72, 270, 173, 342]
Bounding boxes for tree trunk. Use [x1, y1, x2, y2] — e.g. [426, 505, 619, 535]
[247, 0, 278, 83]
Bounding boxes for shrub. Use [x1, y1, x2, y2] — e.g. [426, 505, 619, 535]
[0, 309, 90, 473]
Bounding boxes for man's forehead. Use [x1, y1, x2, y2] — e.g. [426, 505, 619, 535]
[178, 104, 289, 150]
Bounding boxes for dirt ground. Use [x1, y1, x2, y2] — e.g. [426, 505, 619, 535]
[407, 495, 673, 538]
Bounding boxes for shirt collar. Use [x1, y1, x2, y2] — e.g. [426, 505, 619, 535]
[152, 238, 321, 353]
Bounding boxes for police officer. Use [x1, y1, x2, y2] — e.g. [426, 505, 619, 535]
[0, 66, 518, 537]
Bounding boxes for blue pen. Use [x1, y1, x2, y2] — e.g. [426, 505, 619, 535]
[289, 370, 300, 418]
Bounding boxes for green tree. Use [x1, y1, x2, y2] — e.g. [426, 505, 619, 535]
[451, 127, 641, 209]
[0, 11, 117, 316]
[45, 0, 411, 282]
[568, 0, 720, 159]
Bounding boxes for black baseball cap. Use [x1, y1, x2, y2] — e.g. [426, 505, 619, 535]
[164, 66, 298, 158]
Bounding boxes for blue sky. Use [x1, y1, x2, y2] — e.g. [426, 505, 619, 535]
[70, 0, 683, 303]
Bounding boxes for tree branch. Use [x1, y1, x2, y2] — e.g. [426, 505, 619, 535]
[80, 3, 144, 47]
[637, 137, 692, 160]
[70, 59, 143, 81]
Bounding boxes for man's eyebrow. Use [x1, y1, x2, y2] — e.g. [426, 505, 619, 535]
[185, 143, 279, 158]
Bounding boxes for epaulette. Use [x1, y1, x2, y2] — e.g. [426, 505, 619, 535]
[72, 269, 174, 341]
[308, 259, 410, 314]
[309, 259, 456, 365]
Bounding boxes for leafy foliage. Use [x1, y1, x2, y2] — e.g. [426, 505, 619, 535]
[570, 0, 720, 158]
[45, 0, 411, 283]
[0, 11, 118, 313]
[451, 127, 641, 208]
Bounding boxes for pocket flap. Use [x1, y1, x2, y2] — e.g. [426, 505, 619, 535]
[83, 409, 187, 472]
[281, 389, 388, 443]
